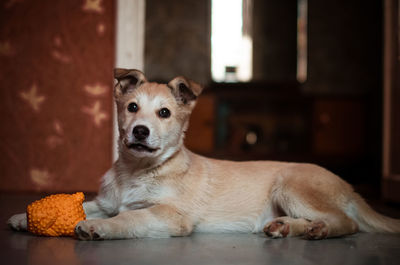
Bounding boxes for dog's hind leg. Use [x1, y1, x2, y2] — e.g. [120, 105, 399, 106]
[264, 165, 359, 239]
[264, 216, 310, 238]
[303, 211, 358, 239]
[264, 199, 359, 239]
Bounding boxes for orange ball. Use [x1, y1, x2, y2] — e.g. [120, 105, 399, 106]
[27, 192, 86, 236]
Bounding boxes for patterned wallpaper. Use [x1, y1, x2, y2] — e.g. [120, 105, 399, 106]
[0, 0, 115, 192]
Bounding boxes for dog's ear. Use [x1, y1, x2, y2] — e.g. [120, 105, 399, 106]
[167, 77, 203, 106]
[114, 68, 147, 97]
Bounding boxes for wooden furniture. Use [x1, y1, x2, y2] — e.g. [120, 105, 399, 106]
[312, 98, 365, 156]
[185, 83, 369, 185]
[185, 95, 216, 154]
[382, 0, 400, 202]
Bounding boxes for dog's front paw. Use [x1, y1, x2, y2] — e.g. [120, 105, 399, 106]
[8, 213, 27, 231]
[75, 220, 106, 241]
[304, 220, 328, 240]
[264, 219, 290, 238]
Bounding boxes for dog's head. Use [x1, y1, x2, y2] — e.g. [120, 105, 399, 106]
[113, 68, 203, 161]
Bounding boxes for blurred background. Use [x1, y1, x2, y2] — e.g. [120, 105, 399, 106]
[0, 0, 399, 204]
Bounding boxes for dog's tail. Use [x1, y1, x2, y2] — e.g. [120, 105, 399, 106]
[348, 192, 400, 233]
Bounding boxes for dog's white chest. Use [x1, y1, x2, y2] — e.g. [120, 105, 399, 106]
[118, 181, 175, 212]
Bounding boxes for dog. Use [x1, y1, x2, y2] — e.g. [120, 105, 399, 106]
[8, 69, 400, 240]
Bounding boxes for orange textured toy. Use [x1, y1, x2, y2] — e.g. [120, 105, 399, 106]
[27, 192, 86, 236]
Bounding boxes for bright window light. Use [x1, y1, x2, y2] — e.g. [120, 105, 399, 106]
[211, 0, 253, 82]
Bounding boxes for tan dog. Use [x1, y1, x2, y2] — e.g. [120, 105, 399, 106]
[8, 69, 400, 240]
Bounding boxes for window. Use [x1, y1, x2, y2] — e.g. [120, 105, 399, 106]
[211, 0, 253, 82]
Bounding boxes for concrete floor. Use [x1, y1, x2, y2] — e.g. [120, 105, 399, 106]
[1, 193, 400, 265]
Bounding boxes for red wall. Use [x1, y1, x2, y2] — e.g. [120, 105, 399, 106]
[0, 0, 115, 192]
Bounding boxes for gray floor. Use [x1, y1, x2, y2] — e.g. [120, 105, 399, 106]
[1, 193, 400, 265]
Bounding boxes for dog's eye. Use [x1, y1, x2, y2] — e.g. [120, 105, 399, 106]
[158, 108, 171, 118]
[127, 102, 138, 113]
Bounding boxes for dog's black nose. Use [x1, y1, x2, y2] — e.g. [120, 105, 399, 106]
[133, 125, 150, 140]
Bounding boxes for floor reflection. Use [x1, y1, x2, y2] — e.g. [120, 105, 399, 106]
[4, 231, 400, 265]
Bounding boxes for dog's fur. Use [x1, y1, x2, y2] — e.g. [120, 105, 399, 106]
[8, 69, 400, 240]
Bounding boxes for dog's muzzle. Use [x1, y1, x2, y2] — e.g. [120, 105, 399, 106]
[127, 143, 157, 153]
[127, 125, 158, 153]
